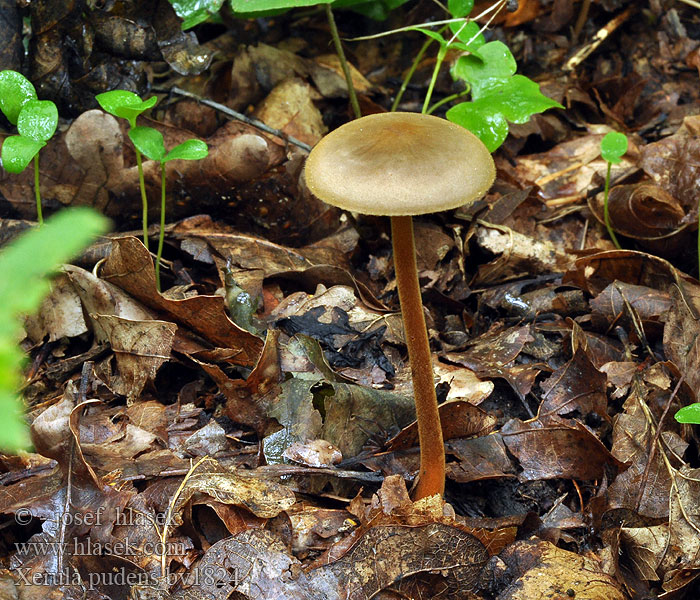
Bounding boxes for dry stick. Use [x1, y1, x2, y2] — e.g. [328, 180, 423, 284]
[325, 4, 362, 119]
[167, 87, 312, 152]
[391, 215, 445, 499]
[564, 6, 635, 71]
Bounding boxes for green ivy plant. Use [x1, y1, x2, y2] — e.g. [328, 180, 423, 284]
[599, 131, 628, 250]
[0, 208, 109, 452]
[96, 90, 159, 250]
[0, 70, 59, 225]
[350, 0, 562, 150]
[128, 126, 208, 291]
[433, 0, 562, 150]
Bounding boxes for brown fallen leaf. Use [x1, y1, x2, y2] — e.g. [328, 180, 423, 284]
[254, 78, 327, 146]
[538, 347, 609, 422]
[493, 537, 626, 599]
[101, 236, 263, 367]
[501, 416, 625, 481]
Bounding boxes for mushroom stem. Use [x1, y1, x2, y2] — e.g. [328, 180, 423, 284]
[391, 215, 445, 499]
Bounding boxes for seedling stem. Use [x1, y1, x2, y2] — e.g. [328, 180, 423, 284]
[33, 154, 42, 225]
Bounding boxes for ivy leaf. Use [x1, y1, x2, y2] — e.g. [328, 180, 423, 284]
[446, 101, 509, 152]
[17, 100, 58, 142]
[1, 135, 46, 173]
[128, 126, 166, 162]
[448, 0, 473, 17]
[452, 41, 516, 98]
[96, 90, 158, 128]
[164, 139, 209, 162]
[0, 70, 37, 125]
[600, 131, 628, 164]
[489, 75, 563, 124]
[448, 20, 485, 49]
[447, 76, 563, 151]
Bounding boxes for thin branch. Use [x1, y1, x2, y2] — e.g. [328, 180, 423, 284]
[167, 86, 312, 152]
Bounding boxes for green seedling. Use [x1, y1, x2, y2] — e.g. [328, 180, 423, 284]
[0, 208, 109, 452]
[128, 126, 208, 291]
[0, 70, 58, 225]
[599, 131, 628, 250]
[96, 90, 159, 250]
[351, 0, 562, 149]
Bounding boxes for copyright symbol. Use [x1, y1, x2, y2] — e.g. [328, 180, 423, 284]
[15, 508, 32, 525]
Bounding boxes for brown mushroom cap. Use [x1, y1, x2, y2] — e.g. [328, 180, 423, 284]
[304, 112, 495, 216]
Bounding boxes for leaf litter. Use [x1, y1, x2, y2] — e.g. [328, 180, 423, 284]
[3, 1, 700, 599]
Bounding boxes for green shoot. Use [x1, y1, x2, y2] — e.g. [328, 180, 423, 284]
[0, 208, 109, 452]
[128, 126, 208, 291]
[96, 90, 159, 250]
[0, 71, 58, 225]
[599, 131, 628, 250]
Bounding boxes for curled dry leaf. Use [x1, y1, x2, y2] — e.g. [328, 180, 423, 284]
[588, 182, 687, 242]
[101, 237, 263, 366]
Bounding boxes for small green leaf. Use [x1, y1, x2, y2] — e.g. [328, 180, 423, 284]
[675, 403, 700, 424]
[164, 139, 209, 162]
[452, 41, 516, 98]
[0, 70, 37, 125]
[446, 101, 509, 152]
[447, 76, 562, 151]
[448, 0, 474, 17]
[129, 126, 166, 162]
[17, 100, 58, 142]
[96, 90, 158, 128]
[1, 135, 45, 173]
[600, 131, 628, 164]
[448, 20, 484, 49]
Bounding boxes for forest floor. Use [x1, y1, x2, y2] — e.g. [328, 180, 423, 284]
[2, 1, 700, 598]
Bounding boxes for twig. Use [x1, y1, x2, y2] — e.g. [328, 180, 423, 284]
[325, 4, 362, 119]
[167, 86, 312, 152]
[564, 6, 635, 71]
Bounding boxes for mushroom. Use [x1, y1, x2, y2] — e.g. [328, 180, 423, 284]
[304, 112, 495, 499]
